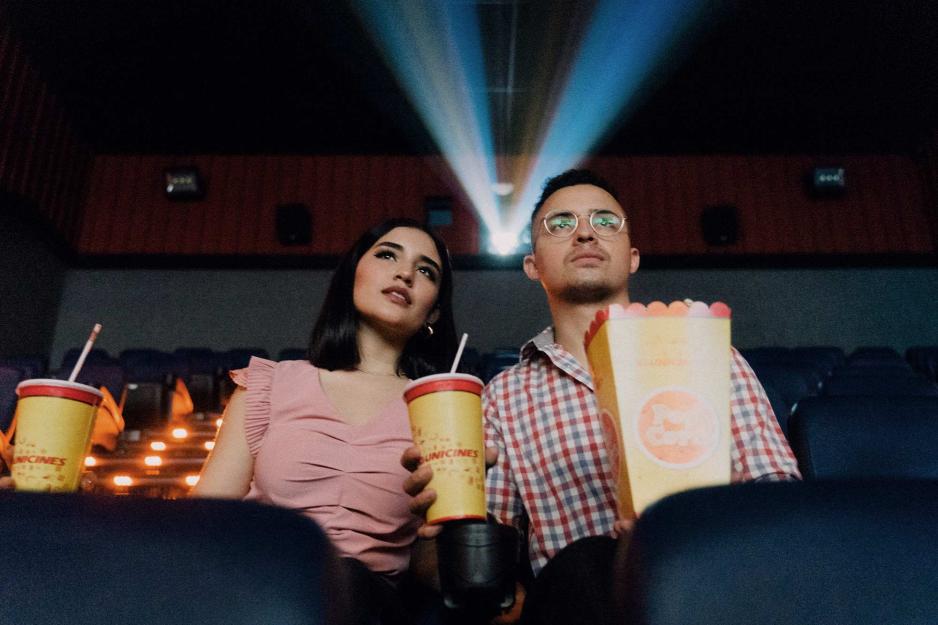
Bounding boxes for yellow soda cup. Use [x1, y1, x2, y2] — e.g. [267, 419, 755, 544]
[11, 379, 103, 492]
[404, 373, 486, 524]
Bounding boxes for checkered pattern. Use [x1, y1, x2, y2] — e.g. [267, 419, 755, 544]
[483, 327, 801, 575]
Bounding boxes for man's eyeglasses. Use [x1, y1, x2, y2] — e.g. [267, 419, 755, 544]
[541, 209, 627, 239]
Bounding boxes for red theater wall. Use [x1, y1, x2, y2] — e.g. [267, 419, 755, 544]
[0, 17, 91, 244]
[78, 153, 935, 257]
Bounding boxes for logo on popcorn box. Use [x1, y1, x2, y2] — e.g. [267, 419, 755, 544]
[633, 387, 719, 469]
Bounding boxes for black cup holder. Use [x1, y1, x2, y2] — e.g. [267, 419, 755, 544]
[437, 520, 519, 614]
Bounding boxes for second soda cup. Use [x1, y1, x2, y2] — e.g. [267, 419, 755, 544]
[404, 373, 486, 524]
[11, 379, 103, 492]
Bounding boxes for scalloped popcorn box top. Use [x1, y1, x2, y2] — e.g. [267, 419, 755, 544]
[585, 301, 732, 518]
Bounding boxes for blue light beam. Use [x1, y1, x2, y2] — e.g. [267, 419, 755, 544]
[507, 0, 705, 237]
[351, 0, 502, 230]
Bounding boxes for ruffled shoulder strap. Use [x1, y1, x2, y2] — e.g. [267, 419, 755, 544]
[229, 356, 276, 457]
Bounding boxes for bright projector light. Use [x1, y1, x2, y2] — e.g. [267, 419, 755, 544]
[490, 231, 519, 255]
[491, 182, 514, 197]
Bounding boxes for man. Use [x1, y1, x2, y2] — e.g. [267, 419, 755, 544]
[404, 169, 800, 624]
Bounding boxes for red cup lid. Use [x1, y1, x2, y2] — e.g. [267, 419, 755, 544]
[16, 379, 103, 407]
[403, 373, 483, 403]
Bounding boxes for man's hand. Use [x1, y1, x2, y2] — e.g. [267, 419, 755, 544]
[401, 444, 500, 540]
[612, 517, 635, 539]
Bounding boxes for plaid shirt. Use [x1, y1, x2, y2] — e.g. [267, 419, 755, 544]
[483, 327, 801, 575]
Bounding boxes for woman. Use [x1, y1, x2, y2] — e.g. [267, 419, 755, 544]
[194, 218, 457, 624]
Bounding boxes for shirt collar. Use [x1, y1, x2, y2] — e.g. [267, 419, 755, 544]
[521, 326, 594, 389]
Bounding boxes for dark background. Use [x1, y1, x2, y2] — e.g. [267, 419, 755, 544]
[4, 0, 938, 156]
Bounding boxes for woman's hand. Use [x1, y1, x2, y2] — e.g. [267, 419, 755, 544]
[401, 445, 443, 539]
[401, 444, 500, 539]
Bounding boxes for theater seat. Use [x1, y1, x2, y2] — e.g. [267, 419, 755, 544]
[787, 396, 938, 480]
[615, 480, 938, 625]
[821, 374, 938, 397]
[0, 492, 338, 625]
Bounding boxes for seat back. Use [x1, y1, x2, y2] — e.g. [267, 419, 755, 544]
[906, 346, 938, 382]
[173, 348, 224, 412]
[788, 396, 938, 480]
[615, 480, 938, 625]
[821, 374, 938, 397]
[0, 492, 337, 625]
[750, 363, 816, 407]
[789, 346, 845, 373]
[226, 348, 270, 371]
[0, 354, 48, 379]
[59, 347, 114, 374]
[69, 361, 126, 399]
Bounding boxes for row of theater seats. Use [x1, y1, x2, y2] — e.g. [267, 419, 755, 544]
[740, 345, 938, 438]
[0, 345, 525, 434]
[4, 344, 937, 495]
[3, 479, 937, 624]
[0, 347, 274, 434]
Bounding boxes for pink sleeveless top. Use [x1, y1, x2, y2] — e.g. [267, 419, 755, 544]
[231, 357, 419, 577]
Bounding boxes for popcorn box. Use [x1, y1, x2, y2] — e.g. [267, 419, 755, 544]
[584, 301, 731, 518]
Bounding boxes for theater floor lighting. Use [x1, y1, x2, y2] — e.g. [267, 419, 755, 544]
[215, 418, 223, 428]
[203, 441, 215, 451]
[144, 456, 163, 467]
[171, 428, 188, 440]
[150, 441, 167, 451]
[84, 456, 97, 467]
[113, 475, 134, 487]
[184, 475, 200, 487]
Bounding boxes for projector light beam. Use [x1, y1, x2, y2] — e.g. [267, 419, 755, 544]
[351, 0, 707, 253]
[352, 1, 502, 230]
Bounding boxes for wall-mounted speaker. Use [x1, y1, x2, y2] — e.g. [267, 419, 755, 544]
[700, 204, 739, 246]
[275, 203, 312, 246]
[163, 167, 205, 201]
[806, 166, 846, 198]
[425, 196, 454, 228]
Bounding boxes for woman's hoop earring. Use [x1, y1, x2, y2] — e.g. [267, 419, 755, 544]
[425, 323, 434, 337]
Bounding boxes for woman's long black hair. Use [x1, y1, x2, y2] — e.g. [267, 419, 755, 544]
[308, 218, 458, 379]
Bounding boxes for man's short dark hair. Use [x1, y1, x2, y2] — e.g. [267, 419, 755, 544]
[531, 169, 620, 230]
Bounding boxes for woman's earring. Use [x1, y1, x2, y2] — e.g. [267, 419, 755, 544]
[425, 323, 434, 337]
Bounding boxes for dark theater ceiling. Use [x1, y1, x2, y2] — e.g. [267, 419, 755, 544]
[4, 0, 938, 156]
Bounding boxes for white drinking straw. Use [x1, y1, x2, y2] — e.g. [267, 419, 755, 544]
[68, 323, 103, 382]
[450, 333, 469, 374]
